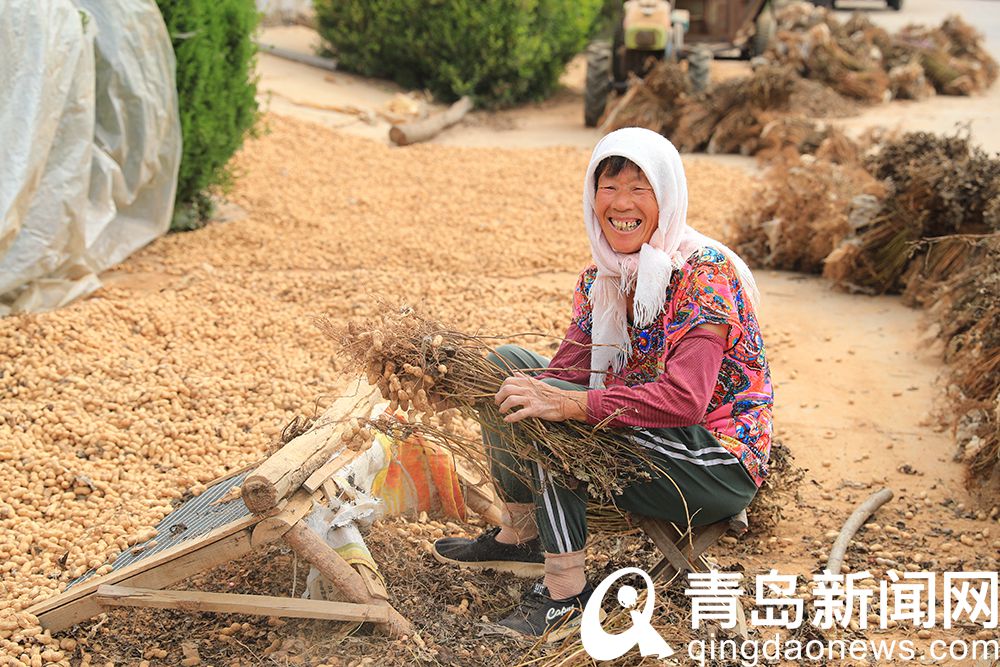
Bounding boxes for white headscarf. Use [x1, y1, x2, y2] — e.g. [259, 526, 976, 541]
[583, 127, 761, 388]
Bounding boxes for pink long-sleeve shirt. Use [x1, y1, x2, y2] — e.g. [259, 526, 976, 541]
[537, 324, 725, 428]
[536, 248, 774, 487]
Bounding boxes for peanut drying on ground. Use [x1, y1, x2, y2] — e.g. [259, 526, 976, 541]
[0, 113, 756, 663]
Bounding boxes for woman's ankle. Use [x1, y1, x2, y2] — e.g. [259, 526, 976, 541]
[544, 549, 587, 599]
[495, 502, 538, 544]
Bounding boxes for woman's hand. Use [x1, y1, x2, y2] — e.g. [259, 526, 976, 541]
[494, 373, 588, 423]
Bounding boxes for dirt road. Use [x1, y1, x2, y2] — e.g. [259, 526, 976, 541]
[257, 0, 1000, 152]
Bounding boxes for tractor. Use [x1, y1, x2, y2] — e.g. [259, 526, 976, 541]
[584, 0, 779, 127]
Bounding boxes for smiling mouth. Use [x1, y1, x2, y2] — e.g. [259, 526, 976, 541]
[609, 217, 641, 232]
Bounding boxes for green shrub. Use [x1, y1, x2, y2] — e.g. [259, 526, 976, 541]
[314, 0, 604, 108]
[156, 0, 259, 231]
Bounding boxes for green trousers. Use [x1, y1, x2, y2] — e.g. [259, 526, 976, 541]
[482, 344, 757, 555]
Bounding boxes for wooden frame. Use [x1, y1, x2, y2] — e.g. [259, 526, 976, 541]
[638, 510, 750, 640]
[28, 381, 413, 638]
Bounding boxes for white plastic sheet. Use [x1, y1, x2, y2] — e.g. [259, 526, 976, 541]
[0, 0, 181, 315]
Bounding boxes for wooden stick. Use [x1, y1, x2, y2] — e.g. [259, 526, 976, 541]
[826, 487, 894, 574]
[598, 85, 641, 133]
[95, 585, 390, 624]
[242, 381, 379, 514]
[283, 523, 413, 638]
[303, 449, 355, 494]
[389, 96, 472, 146]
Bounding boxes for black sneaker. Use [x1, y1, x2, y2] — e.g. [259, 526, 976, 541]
[432, 526, 544, 577]
[497, 581, 595, 643]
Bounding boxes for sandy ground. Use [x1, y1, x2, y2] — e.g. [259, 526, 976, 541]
[71, 113, 996, 665]
[4, 3, 997, 664]
[245, 5, 1000, 661]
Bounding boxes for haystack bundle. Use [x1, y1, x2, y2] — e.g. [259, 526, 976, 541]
[320, 307, 666, 499]
[672, 64, 798, 154]
[601, 61, 690, 135]
[766, 4, 996, 101]
[601, 4, 997, 165]
[823, 132, 1000, 294]
[767, 7, 890, 103]
[736, 130, 1000, 293]
[754, 116, 859, 165]
[731, 154, 883, 273]
[927, 238, 1000, 492]
[896, 17, 999, 96]
[731, 129, 1000, 492]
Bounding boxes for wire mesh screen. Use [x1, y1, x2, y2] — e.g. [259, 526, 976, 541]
[67, 470, 253, 589]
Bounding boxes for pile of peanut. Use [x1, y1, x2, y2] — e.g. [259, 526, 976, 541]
[0, 113, 755, 664]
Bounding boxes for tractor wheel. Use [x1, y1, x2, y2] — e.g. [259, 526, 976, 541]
[584, 41, 612, 127]
[751, 5, 777, 57]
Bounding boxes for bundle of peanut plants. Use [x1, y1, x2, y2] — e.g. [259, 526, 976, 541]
[316, 307, 670, 502]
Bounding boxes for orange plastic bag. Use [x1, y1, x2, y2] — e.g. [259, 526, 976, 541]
[372, 421, 467, 522]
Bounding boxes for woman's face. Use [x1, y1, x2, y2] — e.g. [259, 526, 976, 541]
[595, 164, 659, 255]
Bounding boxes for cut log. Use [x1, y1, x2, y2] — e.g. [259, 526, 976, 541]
[283, 523, 413, 638]
[256, 41, 339, 72]
[389, 96, 472, 146]
[250, 488, 320, 548]
[241, 381, 380, 514]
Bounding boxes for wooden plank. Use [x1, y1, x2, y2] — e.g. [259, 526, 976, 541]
[95, 585, 389, 624]
[251, 488, 319, 548]
[355, 563, 389, 601]
[641, 517, 700, 584]
[303, 449, 356, 494]
[689, 521, 730, 559]
[30, 513, 261, 619]
[321, 479, 339, 504]
[36, 528, 254, 632]
[242, 381, 380, 514]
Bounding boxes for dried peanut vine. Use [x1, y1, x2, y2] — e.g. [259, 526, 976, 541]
[317, 307, 670, 500]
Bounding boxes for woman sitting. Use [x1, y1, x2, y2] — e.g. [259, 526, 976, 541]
[433, 127, 773, 642]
